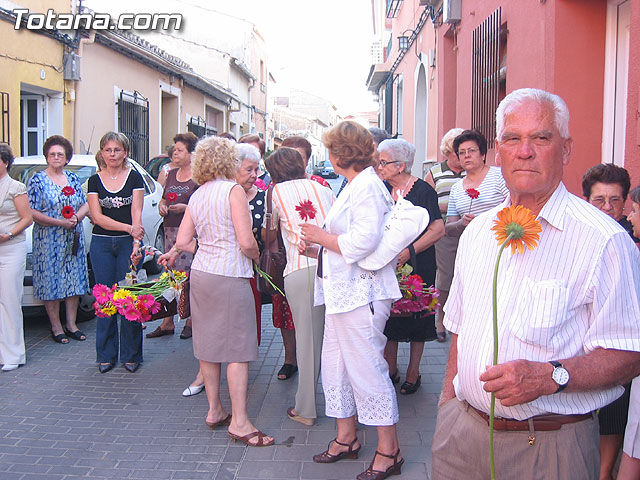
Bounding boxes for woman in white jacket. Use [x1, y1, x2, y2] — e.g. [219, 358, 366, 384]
[301, 121, 404, 480]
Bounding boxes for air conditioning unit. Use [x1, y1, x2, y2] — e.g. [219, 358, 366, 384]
[443, 0, 461, 24]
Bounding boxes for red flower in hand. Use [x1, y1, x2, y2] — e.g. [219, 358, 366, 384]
[466, 188, 480, 199]
[295, 200, 317, 222]
[62, 205, 75, 219]
[166, 192, 178, 203]
[62, 186, 75, 196]
[254, 178, 268, 191]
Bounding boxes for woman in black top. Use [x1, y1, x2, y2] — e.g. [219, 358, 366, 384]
[87, 132, 145, 374]
[376, 139, 445, 395]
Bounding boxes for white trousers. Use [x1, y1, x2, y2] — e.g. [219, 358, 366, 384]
[0, 241, 26, 365]
[322, 299, 399, 426]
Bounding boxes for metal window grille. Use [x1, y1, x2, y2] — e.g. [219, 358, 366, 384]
[386, 0, 403, 18]
[187, 116, 207, 138]
[384, 76, 394, 135]
[117, 91, 149, 165]
[472, 7, 501, 143]
[1, 92, 8, 144]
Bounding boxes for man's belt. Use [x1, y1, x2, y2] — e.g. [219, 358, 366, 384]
[469, 404, 593, 432]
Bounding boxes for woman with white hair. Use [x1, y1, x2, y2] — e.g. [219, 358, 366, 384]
[425, 128, 465, 343]
[377, 138, 445, 395]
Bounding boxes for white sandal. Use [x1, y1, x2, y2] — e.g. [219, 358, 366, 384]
[182, 384, 204, 397]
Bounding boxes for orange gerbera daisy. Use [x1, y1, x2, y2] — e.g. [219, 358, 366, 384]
[490, 205, 542, 254]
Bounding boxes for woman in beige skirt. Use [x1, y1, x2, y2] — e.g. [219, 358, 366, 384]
[160, 136, 273, 447]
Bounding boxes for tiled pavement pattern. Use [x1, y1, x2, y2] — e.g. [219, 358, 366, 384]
[0, 306, 449, 479]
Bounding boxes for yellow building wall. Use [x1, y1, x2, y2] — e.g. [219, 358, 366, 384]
[0, 19, 72, 155]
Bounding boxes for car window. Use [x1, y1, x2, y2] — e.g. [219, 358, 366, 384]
[9, 164, 97, 185]
[131, 162, 155, 195]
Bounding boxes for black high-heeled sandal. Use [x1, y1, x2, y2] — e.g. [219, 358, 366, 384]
[389, 370, 400, 385]
[400, 375, 421, 395]
[313, 437, 361, 463]
[356, 449, 404, 480]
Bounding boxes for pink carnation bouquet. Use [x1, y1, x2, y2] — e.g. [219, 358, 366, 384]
[92, 269, 188, 322]
[391, 264, 439, 315]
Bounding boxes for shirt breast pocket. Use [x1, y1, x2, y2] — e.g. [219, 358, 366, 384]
[512, 277, 570, 351]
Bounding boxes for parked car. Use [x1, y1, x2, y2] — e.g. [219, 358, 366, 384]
[320, 164, 338, 179]
[143, 154, 171, 181]
[10, 154, 165, 321]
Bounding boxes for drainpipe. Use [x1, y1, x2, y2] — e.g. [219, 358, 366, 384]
[72, 30, 95, 153]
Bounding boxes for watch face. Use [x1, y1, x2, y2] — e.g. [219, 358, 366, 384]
[552, 367, 570, 385]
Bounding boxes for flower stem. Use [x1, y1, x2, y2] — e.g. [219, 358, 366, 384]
[490, 233, 514, 480]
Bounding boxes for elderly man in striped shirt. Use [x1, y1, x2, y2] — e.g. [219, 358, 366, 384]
[431, 88, 640, 480]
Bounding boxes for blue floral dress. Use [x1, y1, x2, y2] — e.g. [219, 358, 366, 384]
[27, 171, 89, 300]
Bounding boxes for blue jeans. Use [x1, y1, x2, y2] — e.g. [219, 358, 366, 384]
[90, 235, 143, 364]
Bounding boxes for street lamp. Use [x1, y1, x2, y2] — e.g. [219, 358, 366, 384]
[398, 35, 409, 51]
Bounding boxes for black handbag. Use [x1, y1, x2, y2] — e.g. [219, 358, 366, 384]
[257, 186, 287, 295]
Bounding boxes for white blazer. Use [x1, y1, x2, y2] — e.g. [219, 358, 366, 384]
[315, 167, 401, 314]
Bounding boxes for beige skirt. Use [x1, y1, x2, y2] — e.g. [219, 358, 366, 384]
[435, 233, 460, 292]
[190, 269, 258, 363]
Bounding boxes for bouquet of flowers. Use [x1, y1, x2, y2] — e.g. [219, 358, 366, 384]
[391, 264, 438, 315]
[92, 269, 188, 322]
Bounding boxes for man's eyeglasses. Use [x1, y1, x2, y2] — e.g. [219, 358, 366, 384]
[378, 160, 401, 168]
[590, 196, 624, 208]
[457, 147, 479, 157]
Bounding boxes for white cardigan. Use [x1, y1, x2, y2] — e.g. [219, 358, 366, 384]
[315, 167, 401, 314]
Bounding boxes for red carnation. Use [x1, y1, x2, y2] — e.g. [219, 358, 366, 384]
[166, 192, 178, 203]
[62, 186, 75, 196]
[295, 200, 317, 222]
[466, 188, 479, 199]
[62, 205, 75, 219]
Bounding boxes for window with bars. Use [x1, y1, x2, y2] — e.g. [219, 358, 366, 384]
[205, 106, 221, 136]
[187, 116, 207, 138]
[1, 92, 8, 144]
[117, 91, 149, 164]
[471, 7, 506, 143]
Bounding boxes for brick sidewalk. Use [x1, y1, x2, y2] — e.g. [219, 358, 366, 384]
[0, 306, 448, 480]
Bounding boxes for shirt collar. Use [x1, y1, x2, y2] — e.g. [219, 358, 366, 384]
[536, 183, 568, 231]
[505, 182, 567, 231]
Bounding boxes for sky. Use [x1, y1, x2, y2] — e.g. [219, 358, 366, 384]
[84, 0, 379, 114]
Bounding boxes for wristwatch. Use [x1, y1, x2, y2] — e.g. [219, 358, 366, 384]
[549, 361, 570, 392]
[7, 231, 14, 239]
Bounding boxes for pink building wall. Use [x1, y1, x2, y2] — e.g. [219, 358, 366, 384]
[626, 0, 640, 189]
[437, 0, 634, 196]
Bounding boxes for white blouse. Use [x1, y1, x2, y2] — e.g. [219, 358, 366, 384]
[315, 167, 401, 314]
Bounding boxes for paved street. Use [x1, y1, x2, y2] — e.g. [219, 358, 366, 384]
[0, 306, 449, 480]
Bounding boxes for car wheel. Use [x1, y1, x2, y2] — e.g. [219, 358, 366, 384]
[144, 226, 164, 275]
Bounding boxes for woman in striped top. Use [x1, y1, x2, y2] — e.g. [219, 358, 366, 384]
[443, 130, 508, 333]
[264, 147, 335, 427]
[445, 130, 509, 226]
[425, 127, 465, 343]
[160, 136, 273, 447]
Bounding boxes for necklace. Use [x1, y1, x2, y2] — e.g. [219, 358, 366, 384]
[109, 171, 119, 180]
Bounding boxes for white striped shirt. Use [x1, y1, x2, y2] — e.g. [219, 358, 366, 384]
[271, 179, 335, 277]
[446, 166, 509, 218]
[445, 182, 640, 420]
[189, 179, 253, 278]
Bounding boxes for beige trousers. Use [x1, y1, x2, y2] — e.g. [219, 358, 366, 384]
[431, 399, 599, 480]
[284, 266, 325, 419]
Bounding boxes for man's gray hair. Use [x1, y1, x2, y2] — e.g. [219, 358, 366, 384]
[234, 143, 261, 167]
[378, 138, 415, 173]
[495, 88, 570, 139]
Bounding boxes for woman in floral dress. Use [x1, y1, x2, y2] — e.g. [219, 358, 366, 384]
[28, 135, 89, 344]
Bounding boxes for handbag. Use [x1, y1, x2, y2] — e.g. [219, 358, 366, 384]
[257, 186, 287, 295]
[178, 279, 190, 319]
[357, 194, 430, 271]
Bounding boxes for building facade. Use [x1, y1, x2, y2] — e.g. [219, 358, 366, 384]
[369, 0, 640, 194]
